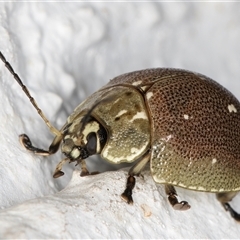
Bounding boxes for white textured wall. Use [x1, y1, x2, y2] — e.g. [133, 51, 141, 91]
[0, 2, 240, 238]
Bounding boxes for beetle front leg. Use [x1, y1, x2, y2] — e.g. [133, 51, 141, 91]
[53, 157, 69, 178]
[77, 160, 100, 177]
[79, 160, 90, 177]
[165, 184, 191, 211]
[19, 133, 62, 156]
[53, 158, 100, 178]
[121, 151, 150, 204]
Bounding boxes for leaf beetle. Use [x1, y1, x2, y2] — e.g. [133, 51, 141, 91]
[0, 51, 239, 221]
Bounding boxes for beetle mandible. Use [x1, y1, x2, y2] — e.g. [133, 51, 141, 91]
[0, 51, 240, 221]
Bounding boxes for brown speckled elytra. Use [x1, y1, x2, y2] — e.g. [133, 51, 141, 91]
[1, 51, 240, 221]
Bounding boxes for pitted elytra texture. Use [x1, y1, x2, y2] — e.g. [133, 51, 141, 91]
[1, 50, 240, 221]
[144, 72, 240, 192]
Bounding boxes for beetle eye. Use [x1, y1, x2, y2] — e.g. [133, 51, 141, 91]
[86, 132, 97, 155]
[97, 127, 107, 146]
[81, 119, 107, 155]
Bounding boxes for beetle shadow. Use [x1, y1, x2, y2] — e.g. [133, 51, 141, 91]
[86, 155, 134, 173]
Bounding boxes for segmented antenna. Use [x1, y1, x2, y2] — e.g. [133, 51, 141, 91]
[0, 51, 62, 137]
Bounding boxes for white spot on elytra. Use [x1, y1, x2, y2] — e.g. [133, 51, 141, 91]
[146, 92, 153, 100]
[160, 135, 172, 142]
[212, 158, 217, 165]
[183, 114, 189, 120]
[228, 104, 237, 113]
[115, 109, 128, 118]
[132, 80, 142, 86]
[131, 147, 138, 154]
[129, 111, 148, 122]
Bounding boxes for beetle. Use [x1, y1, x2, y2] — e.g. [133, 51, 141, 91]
[0, 51, 240, 221]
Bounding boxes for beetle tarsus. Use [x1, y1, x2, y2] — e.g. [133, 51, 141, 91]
[121, 175, 136, 204]
[53, 157, 69, 178]
[80, 170, 89, 177]
[80, 170, 100, 177]
[53, 170, 64, 178]
[90, 171, 100, 175]
[79, 159, 90, 177]
[170, 198, 191, 211]
[168, 195, 191, 211]
[222, 203, 240, 221]
[121, 190, 133, 204]
[79, 160, 100, 177]
[19, 134, 50, 156]
[216, 192, 240, 221]
[165, 184, 191, 211]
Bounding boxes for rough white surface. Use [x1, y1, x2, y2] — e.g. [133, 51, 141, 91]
[0, 2, 240, 238]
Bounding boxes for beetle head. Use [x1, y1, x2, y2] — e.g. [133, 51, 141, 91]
[61, 115, 107, 164]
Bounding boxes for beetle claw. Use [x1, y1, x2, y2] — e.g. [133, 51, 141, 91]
[173, 201, 191, 211]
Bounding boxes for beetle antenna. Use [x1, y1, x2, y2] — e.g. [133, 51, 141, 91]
[0, 51, 62, 137]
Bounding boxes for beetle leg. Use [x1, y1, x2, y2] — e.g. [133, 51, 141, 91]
[121, 151, 150, 204]
[216, 192, 240, 221]
[79, 160, 90, 176]
[165, 184, 191, 211]
[53, 157, 69, 178]
[19, 133, 62, 156]
[75, 160, 99, 177]
[128, 151, 151, 177]
[121, 175, 135, 204]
